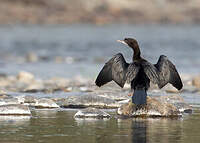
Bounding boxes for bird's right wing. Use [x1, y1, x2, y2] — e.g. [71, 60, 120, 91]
[154, 55, 183, 90]
[95, 53, 139, 88]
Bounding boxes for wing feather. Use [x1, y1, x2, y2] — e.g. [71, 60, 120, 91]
[142, 61, 160, 84]
[95, 53, 139, 88]
[155, 55, 183, 90]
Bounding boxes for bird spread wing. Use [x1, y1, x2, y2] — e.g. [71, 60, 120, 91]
[154, 55, 183, 90]
[95, 53, 139, 88]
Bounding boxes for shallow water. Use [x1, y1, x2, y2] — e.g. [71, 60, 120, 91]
[0, 109, 199, 143]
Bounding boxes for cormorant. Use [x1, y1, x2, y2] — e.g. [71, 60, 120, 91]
[95, 38, 183, 105]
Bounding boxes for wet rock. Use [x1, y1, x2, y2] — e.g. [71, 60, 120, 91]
[34, 98, 59, 108]
[0, 98, 20, 106]
[74, 107, 110, 118]
[0, 104, 31, 115]
[154, 94, 192, 113]
[79, 87, 93, 92]
[17, 71, 35, 83]
[0, 94, 11, 99]
[192, 76, 200, 88]
[117, 96, 181, 118]
[24, 81, 45, 93]
[95, 91, 129, 101]
[57, 94, 120, 109]
[24, 96, 37, 104]
[164, 85, 181, 93]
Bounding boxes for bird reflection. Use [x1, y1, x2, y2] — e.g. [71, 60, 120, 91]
[131, 119, 147, 143]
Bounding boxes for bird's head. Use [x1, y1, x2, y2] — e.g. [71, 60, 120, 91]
[117, 38, 139, 49]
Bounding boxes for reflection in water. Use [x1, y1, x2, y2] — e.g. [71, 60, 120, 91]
[0, 116, 30, 125]
[0, 110, 200, 143]
[131, 119, 147, 143]
[129, 118, 184, 143]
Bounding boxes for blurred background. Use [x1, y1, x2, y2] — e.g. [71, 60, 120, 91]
[0, 0, 200, 79]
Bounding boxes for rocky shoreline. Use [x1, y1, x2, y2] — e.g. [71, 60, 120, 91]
[0, 71, 199, 118]
[0, 0, 200, 24]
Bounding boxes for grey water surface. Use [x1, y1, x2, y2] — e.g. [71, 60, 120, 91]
[0, 24, 200, 78]
[0, 110, 200, 143]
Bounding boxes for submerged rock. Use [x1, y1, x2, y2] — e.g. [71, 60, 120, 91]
[0, 104, 31, 115]
[57, 94, 120, 109]
[117, 96, 181, 118]
[34, 98, 59, 108]
[74, 107, 110, 118]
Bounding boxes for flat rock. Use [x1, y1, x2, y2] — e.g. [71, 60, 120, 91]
[74, 107, 110, 118]
[0, 98, 20, 106]
[57, 94, 120, 108]
[94, 91, 129, 101]
[34, 98, 59, 108]
[117, 96, 181, 118]
[0, 104, 31, 115]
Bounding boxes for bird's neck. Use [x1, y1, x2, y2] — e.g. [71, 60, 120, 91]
[132, 47, 141, 61]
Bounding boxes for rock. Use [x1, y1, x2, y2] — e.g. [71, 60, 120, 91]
[17, 71, 35, 83]
[192, 76, 200, 88]
[57, 94, 120, 109]
[164, 85, 181, 93]
[117, 96, 181, 117]
[0, 98, 20, 106]
[0, 104, 31, 115]
[24, 96, 37, 104]
[26, 52, 38, 63]
[95, 91, 129, 101]
[79, 87, 93, 92]
[24, 81, 45, 93]
[74, 107, 110, 118]
[0, 94, 11, 99]
[154, 94, 192, 113]
[34, 98, 59, 108]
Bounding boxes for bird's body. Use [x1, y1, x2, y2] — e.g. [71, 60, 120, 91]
[95, 38, 183, 105]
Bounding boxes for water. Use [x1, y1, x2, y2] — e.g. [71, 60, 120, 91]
[0, 109, 199, 143]
[0, 24, 200, 79]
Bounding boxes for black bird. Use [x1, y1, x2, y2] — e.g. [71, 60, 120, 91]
[95, 38, 183, 105]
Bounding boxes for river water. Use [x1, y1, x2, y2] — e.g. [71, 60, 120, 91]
[0, 24, 200, 143]
[0, 109, 200, 143]
[0, 24, 200, 79]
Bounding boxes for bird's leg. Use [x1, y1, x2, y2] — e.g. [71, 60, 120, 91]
[132, 89, 147, 105]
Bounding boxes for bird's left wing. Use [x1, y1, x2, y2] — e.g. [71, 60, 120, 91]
[95, 53, 139, 88]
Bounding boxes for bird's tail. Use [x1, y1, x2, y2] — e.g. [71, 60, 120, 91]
[132, 89, 147, 105]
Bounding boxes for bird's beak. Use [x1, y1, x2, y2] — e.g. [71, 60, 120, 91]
[117, 40, 128, 46]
